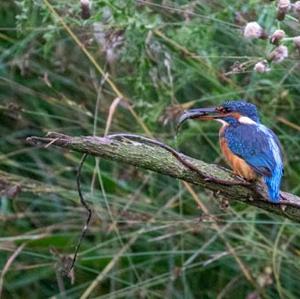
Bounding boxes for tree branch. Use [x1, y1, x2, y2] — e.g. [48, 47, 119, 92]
[26, 132, 300, 222]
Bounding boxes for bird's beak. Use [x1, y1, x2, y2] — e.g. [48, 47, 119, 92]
[177, 107, 220, 131]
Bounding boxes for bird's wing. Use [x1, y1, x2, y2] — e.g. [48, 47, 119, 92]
[225, 124, 283, 177]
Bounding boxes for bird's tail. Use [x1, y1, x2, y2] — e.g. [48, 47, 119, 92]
[264, 168, 283, 202]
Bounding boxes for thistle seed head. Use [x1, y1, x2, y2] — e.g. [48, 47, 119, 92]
[269, 45, 288, 63]
[254, 60, 271, 73]
[277, 0, 291, 20]
[270, 29, 285, 45]
[243, 22, 265, 39]
[293, 36, 300, 53]
[293, 1, 300, 18]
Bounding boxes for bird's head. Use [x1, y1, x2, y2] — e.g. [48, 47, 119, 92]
[177, 100, 260, 130]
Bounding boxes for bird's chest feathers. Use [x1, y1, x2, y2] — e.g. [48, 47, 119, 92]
[219, 125, 256, 180]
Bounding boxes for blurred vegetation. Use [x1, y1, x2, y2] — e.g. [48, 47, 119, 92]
[1, 0, 300, 298]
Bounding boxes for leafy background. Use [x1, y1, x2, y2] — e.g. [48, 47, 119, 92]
[1, 0, 300, 298]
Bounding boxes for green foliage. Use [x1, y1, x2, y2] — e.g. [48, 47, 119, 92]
[1, 0, 300, 298]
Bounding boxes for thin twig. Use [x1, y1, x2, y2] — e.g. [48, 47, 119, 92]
[277, 116, 300, 132]
[67, 153, 91, 273]
[0, 243, 26, 299]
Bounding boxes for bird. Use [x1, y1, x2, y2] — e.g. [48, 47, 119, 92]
[177, 100, 284, 202]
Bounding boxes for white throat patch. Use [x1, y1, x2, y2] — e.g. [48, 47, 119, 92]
[238, 116, 256, 125]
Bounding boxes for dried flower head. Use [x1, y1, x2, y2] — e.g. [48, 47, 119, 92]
[243, 22, 265, 39]
[293, 36, 300, 53]
[254, 60, 271, 73]
[93, 23, 125, 75]
[269, 45, 288, 63]
[270, 29, 285, 45]
[277, 0, 291, 20]
[80, 0, 91, 20]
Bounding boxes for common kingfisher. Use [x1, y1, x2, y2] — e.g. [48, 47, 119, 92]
[178, 100, 284, 203]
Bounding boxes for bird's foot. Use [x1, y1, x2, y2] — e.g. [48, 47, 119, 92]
[279, 192, 287, 201]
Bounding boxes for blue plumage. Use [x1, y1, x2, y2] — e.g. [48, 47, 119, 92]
[224, 122, 283, 202]
[222, 100, 260, 123]
[178, 100, 284, 202]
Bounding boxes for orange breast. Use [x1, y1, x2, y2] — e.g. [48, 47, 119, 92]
[219, 130, 256, 181]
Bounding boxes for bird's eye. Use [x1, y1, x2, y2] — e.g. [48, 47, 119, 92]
[217, 106, 231, 113]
